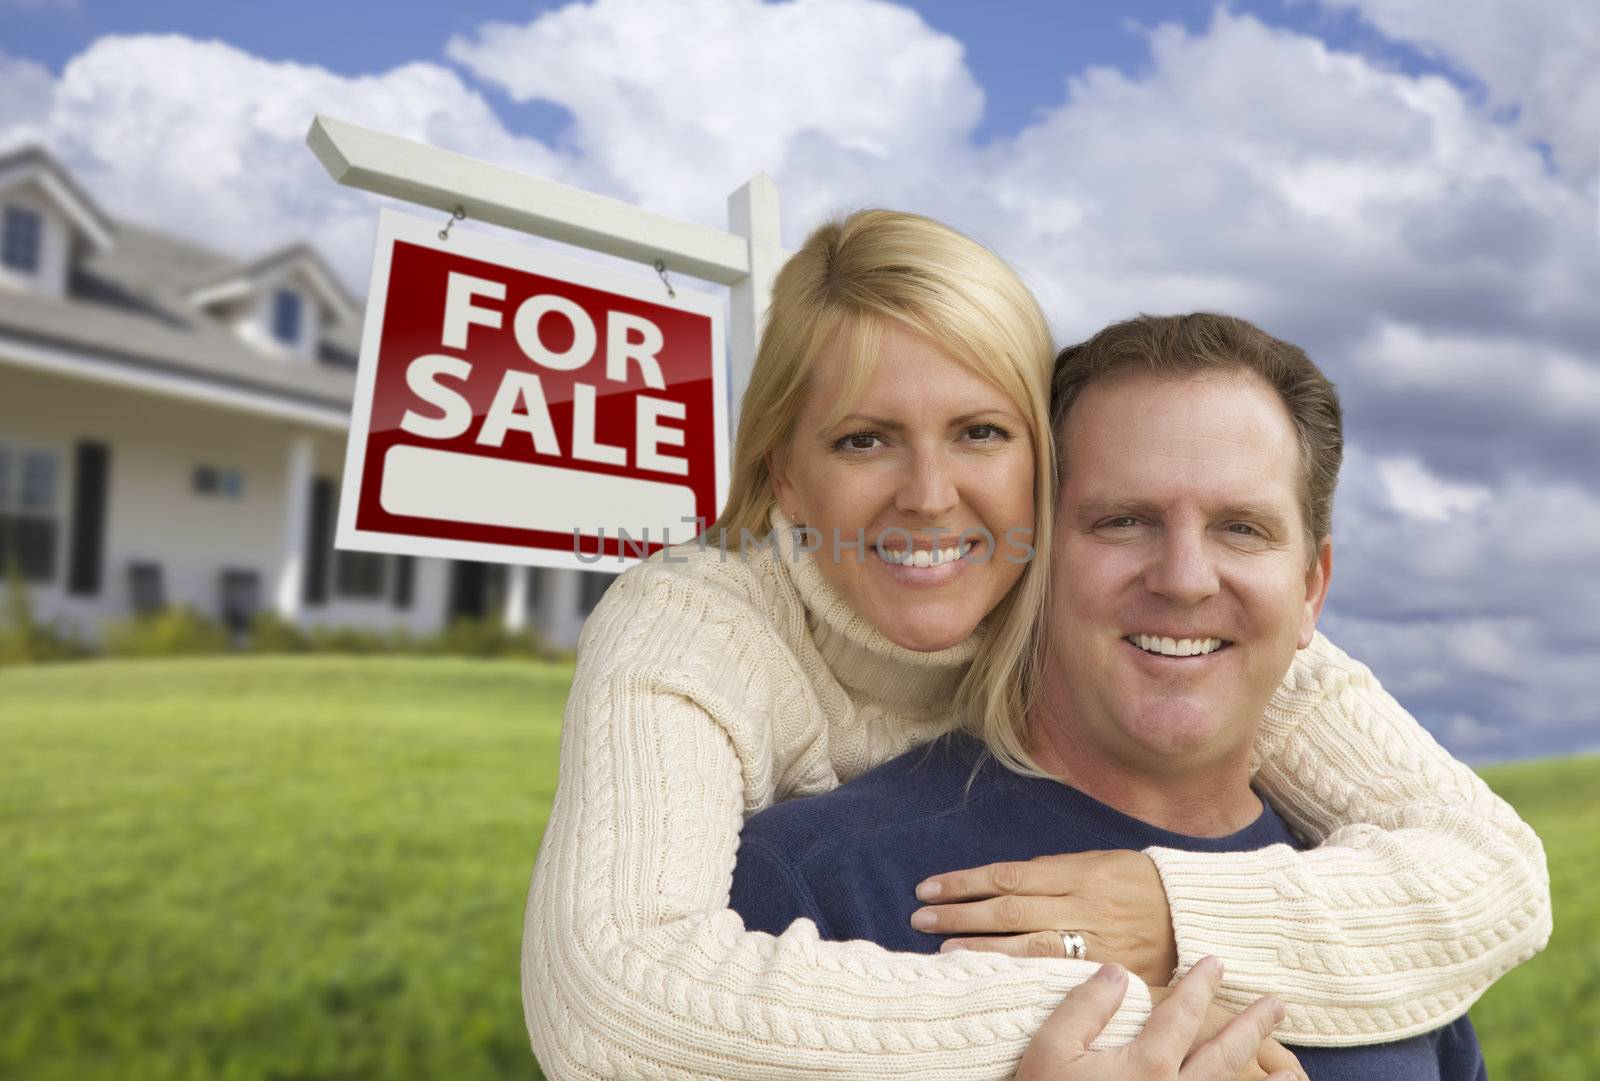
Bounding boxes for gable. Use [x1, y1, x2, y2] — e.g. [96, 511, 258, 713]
[188, 245, 357, 328]
[0, 151, 115, 256]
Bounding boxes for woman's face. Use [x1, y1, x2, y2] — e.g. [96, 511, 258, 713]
[770, 322, 1036, 652]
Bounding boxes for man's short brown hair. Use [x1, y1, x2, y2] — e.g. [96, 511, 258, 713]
[1050, 312, 1343, 545]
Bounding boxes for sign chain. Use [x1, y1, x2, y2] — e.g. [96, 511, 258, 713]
[437, 205, 466, 242]
[654, 259, 677, 299]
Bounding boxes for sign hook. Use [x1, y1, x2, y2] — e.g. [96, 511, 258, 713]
[654, 258, 677, 299]
[438, 205, 466, 241]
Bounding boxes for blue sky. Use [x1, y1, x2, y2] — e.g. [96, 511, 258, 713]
[1, 0, 1597, 762]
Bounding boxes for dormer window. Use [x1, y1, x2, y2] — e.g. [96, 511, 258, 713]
[271, 287, 303, 346]
[2, 205, 42, 274]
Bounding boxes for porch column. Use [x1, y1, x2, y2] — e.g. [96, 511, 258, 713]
[537, 568, 585, 649]
[502, 564, 530, 632]
[274, 433, 315, 619]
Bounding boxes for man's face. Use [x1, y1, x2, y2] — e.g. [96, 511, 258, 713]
[1042, 370, 1331, 775]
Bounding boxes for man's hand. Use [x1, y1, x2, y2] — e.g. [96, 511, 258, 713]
[1145, 984, 1308, 1081]
[1013, 957, 1301, 1081]
[914, 849, 1180, 987]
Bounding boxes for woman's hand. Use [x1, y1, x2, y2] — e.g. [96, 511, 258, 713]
[1014, 958, 1301, 1081]
[914, 849, 1180, 986]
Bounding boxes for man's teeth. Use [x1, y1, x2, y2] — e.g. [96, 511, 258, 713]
[1130, 634, 1227, 657]
[878, 540, 975, 567]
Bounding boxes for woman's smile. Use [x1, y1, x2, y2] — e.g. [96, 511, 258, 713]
[871, 534, 981, 585]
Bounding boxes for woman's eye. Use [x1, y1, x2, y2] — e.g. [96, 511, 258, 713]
[966, 424, 1010, 442]
[1104, 516, 1140, 529]
[834, 432, 883, 452]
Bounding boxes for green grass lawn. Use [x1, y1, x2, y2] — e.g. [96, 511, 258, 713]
[1466, 754, 1600, 1078]
[1, 656, 563, 1081]
[0, 656, 1593, 1080]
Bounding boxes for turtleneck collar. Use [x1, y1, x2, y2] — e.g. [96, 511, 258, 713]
[767, 505, 982, 717]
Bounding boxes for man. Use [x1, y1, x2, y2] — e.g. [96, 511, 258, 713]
[728, 313, 1486, 1080]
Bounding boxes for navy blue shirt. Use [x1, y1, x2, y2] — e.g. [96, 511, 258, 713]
[730, 731, 1486, 1081]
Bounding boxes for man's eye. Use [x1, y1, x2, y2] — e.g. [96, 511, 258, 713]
[834, 432, 883, 452]
[1227, 522, 1261, 537]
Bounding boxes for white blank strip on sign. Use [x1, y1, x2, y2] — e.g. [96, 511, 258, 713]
[381, 444, 696, 538]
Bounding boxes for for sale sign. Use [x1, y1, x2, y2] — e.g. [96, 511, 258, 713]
[336, 208, 728, 571]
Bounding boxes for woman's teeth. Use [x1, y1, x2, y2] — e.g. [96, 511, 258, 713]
[1129, 634, 1227, 657]
[877, 540, 975, 567]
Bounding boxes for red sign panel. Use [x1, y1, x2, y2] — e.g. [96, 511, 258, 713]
[336, 209, 728, 570]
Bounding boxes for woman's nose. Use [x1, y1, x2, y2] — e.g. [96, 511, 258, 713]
[895, 450, 960, 520]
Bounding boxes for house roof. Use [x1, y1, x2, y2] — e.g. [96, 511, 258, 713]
[188, 241, 360, 323]
[0, 145, 118, 254]
[0, 147, 362, 414]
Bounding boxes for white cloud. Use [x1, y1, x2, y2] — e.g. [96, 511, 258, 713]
[973, 11, 1597, 347]
[1354, 320, 1600, 424]
[0, 51, 54, 138]
[446, 0, 984, 231]
[2, 36, 580, 285]
[1314, 0, 1600, 186]
[1445, 713, 1503, 753]
[1377, 456, 1490, 521]
[1319, 444, 1600, 749]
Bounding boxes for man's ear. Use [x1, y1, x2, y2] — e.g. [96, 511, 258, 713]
[1299, 536, 1333, 649]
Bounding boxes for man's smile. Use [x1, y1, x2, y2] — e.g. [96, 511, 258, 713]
[1123, 633, 1232, 658]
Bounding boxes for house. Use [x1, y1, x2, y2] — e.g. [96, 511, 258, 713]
[0, 146, 614, 648]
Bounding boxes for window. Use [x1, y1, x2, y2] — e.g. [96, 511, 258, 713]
[0, 445, 59, 582]
[1, 205, 42, 274]
[20, 452, 55, 511]
[271, 288, 302, 346]
[192, 465, 244, 498]
[128, 561, 165, 615]
[333, 549, 387, 600]
[218, 569, 261, 633]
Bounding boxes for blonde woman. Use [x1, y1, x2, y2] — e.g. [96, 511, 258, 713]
[522, 210, 1548, 1080]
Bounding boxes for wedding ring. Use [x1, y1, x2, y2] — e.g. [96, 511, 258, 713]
[1058, 931, 1088, 961]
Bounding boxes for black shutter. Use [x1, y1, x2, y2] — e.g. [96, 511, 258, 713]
[303, 477, 333, 605]
[67, 440, 110, 596]
[393, 555, 414, 610]
[579, 570, 613, 614]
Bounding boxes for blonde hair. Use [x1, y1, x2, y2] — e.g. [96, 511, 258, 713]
[708, 208, 1056, 772]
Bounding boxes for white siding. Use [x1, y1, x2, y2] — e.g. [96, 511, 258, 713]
[0, 364, 450, 642]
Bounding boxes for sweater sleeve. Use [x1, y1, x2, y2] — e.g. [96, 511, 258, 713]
[522, 569, 1153, 1081]
[1145, 631, 1552, 1047]
[728, 838, 832, 940]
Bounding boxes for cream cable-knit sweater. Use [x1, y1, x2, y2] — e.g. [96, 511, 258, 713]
[523, 511, 1550, 1080]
